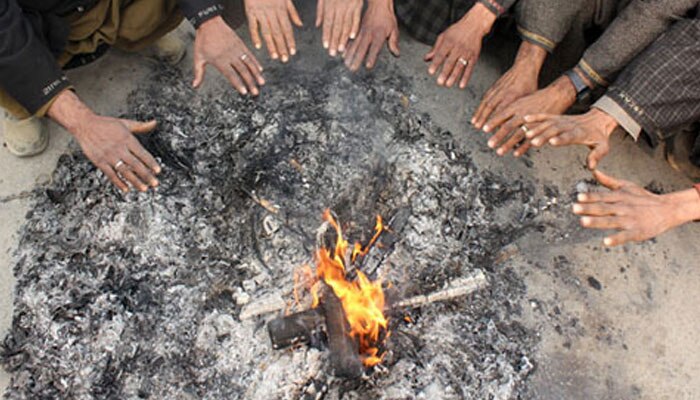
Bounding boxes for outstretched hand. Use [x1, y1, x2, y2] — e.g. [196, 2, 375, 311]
[574, 170, 700, 246]
[193, 16, 265, 96]
[245, 0, 303, 62]
[343, 0, 399, 71]
[522, 108, 619, 169]
[424, 3, 496, 89]
[316, 0, 363, 57]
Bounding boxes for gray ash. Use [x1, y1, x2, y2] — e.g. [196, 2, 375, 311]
[3, 61, 543, 399]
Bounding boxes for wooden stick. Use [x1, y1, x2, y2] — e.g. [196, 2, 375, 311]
[240, 270, 488, 320]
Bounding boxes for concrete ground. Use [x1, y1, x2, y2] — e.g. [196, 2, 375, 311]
[1, 6, 699, 399]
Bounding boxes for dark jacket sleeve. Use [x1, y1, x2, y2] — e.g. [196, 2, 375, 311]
[515, 0, 588, 52]
[178, 0, 224, 29]
[0, 0, 70, 116]
[478, 0, 517, 17]
[577, 0, 699, 87]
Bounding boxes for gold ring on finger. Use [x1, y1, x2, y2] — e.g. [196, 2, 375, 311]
[458, 57, 468, 66]
[114, 159, 125, 170]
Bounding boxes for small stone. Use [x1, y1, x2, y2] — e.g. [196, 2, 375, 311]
[587, 276, 602, 291]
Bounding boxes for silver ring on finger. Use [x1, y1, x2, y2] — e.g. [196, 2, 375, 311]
[241, 53, 248, 61]
[458, 57, 468, 66]
[114, 159, 125, 170]
[520, 125, 530, 135]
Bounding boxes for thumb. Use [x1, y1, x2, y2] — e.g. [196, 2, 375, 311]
[120, 119, 158, 134]
[586, 143, 609, 170]
[389, 29, 400, 57]
[592, 169, 624, 190]
[192, 55, 207, 88]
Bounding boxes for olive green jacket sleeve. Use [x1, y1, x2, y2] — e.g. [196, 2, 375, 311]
[515, 0, 589, 52]
[577, 0, 699, 87]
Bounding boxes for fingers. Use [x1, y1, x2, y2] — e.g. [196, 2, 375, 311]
[576, 190, 625, 204]
[459, 61, 474, 89]
[351, 6, 361, 40]
[496, 125, 525, 156]
[233, 59, 260, 95]
[445, 56, 466, 88]
[604, 231, 636, 247]
[473, 91, 500, 128]
[586, 143, 609, 170]
[529, 124, 563, 148]
[345, 33, 371, 71]
[427, 44, 448, 76]
[268, 14, 289, 62]
[388, 28, 400, 57]
[523, 113, 552, 125]
[260, 17, 279, 60]
[437, 53, 459, 86]
[122, 152, 158, 190]
[513, 140, 532, 157]
[486, 113, 518, 149]
[120, 119, 157, 134]
[365, 34, 385, 69]
[287, 0, 303, 27]
[127, 137, 161, 174]
[424, 35, 443, 61]
[99, 162, 129, 193]
[249, 16, 263, 50]
[329, 9, 343, 56]
[483, 106, 514, 134]
[192, 56, 206, 88]
[338, 7, 353, 53]
[277, 10, 297, 58]
[114, 156, 149, 192]
[316, 0, 324, 27]
[241, 53, 265, 85]
[579, 215, 624, 230]
[220, 63, 249, 95]
[593, 169, 625, 191]
[322, 6, 333, 50]
[572, 202, 619, 217]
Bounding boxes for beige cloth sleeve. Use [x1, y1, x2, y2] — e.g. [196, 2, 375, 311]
[592, 95, 642, 141]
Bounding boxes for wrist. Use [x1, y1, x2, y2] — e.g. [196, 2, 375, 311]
[588, 108, 619, 138]
[46, 90, 97, 140]
[463, 3, 498, 36]
[549, 76, 577, 108]
[197, 15, 225, 33]
[665, 189, 700, 226]
[512, 41, 547, 73]
[367, 0, 394, 12]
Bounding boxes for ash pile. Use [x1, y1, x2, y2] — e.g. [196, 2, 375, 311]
[2, 62, 543, 399]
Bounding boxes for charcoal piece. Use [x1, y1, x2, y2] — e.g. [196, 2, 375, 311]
[321, 284, 364, 379]
[267, 308, 325, 350]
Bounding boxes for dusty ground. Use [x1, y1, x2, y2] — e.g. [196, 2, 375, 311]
[1, 5, 699, 399]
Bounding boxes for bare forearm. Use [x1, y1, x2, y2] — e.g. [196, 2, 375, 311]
[464, 3, 498, 36]
[46, 90, 96, 140]
[512, 41, 547, 79]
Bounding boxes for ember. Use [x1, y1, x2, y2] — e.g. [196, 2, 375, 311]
[305, 210, 389, 367]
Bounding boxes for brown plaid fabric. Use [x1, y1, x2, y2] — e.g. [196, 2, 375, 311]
[395, 0, 514, 44]
[605, 16, 700, 145]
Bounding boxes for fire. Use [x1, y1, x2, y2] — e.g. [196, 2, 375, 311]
[306, 210, 389, 367]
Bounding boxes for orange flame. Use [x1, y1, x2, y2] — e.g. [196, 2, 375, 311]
[308, 210, 389, 367]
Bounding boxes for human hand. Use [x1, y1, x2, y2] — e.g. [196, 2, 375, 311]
[472, 41, 547, 128]
[343, 0, 399, 72]
[574, 170, 700, 246]
[47, 91, 161, 193]
[245, 0, 303, 62]
[482, 76, 576, 156]
[425, 3, 496, 88]
[522, 109, 619, 169]
[316, 0, 363, 57]
[193, 16, 265, 95]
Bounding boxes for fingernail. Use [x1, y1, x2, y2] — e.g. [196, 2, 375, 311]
[533, 139, 541, 146]
[524, 115, 532, 122]
[437, 78, 444, 85]
[496, 149, 504, 156]
[487, 140, 495, 148]
[339, 45, 345, 52]
[330, 49, 336, 57]
[577, 193, 586, 202]
[152, 180, 159, 187]
[550, 138, 558, 145]
[350, 32, 356, 39]
[470, 118, 476, 125]
[323, 41, 329, 49]
[272, 53, 278, 59]
[282, 55, 288, 63]
[255, 43, 262, 49]
[291, 48, 297, 55]
[581, 217, 591, 226]
[154, 167, 161, 174]
[572, 204, 583, 214]
[604, 237, 613, 246]
[241, 88, 248, 95]
[483, 125, 490, 132]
